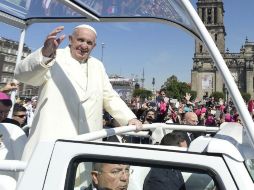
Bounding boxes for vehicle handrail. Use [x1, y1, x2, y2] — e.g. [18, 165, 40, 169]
[0, 124, 219, 172]
[0, 160, 27, 172]
[123, 131, 150, 137]
[72, 123, 219, 142]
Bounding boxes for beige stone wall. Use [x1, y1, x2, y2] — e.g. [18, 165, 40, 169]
[246, 70, 254, 98]
[215, 70, 224, 92]
[192, 0, 254, 100]
[192, 71, 216, 99]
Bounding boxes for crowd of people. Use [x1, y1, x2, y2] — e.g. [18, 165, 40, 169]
[102, 87, 249, 145]
[128, 89, 243, 128]
[0, 82, 37, 136]
[0, 82, 247, 143]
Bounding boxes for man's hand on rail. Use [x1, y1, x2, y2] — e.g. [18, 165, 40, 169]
[128, 118, 143, 132]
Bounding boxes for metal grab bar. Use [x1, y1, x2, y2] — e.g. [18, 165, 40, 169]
[0, 160, 27, 172]
[72, 123, 220, 142]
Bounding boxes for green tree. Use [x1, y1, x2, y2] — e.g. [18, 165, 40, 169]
[241, 92, 251, 103]
[133, 88, 153, 100]
[162, 75, 192, 100]
[189, 91, 197, 101]
[210, 92, 224, 102]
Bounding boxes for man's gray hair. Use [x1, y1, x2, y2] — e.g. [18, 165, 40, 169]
[92, 162, 104, 172]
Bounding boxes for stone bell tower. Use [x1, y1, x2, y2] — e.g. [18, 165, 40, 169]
[191, 0, 226, 98]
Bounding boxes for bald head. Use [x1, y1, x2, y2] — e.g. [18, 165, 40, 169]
[184, 112, 198, 125]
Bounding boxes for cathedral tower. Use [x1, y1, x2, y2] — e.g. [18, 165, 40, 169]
[192, 0, 254, 99]
[195, 0, 226, 54]
[192, 0, 226, 98]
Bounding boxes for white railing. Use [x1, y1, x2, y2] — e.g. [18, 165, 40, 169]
[0, 123, 219, 172]
[72, 123, 219, 141]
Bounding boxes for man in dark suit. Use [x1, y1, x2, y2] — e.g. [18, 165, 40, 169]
[143, 132, 187, 190]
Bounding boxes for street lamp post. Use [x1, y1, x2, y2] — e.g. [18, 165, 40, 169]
[152, 77, 155, 92]
[101, 43, 105, 62]
[152, 77, 156, 100]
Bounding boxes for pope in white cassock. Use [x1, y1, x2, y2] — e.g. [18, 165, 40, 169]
[14, 25, 142, 161]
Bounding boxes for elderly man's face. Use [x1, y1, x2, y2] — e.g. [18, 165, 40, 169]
[69, 28, 96, 62]
[184, 112, 199, 125]
[92, 164, 130, 190]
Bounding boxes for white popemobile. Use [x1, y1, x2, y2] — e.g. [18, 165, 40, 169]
[0, 0, 254, 190]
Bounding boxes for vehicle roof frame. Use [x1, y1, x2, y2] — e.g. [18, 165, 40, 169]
[57, 0, 100, 21]
[0, 11, 26, 29]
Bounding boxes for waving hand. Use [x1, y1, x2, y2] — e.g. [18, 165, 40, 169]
[41, 26, 65, 58]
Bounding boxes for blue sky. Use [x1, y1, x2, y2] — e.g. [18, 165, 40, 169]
[1, 0, 254, 91]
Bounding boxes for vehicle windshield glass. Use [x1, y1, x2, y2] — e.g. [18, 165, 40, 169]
[0, 0, 198, 36]
[245, 159, 254, 181]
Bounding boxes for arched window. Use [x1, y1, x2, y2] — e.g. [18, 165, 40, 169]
[214, 7, 217, 24]
[207, 8, 212, 24]
[199, 45, 203, 53]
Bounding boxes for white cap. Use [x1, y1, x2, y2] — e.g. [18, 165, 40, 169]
[74, 24, 97, 36]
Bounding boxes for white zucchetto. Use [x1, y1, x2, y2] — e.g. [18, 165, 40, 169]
[74, 24, 97, 36]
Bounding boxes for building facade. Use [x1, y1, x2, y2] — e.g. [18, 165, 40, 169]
[0, 37, 39, 98]
[191, 0, 254, 98]
[109, 74, 135, 102]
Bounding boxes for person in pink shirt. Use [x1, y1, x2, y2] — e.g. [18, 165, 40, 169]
[248, 99, 254, 116]
[225, 113, 232, 122]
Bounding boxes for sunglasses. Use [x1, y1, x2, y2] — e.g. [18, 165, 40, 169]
[14, 115, 26, 118]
